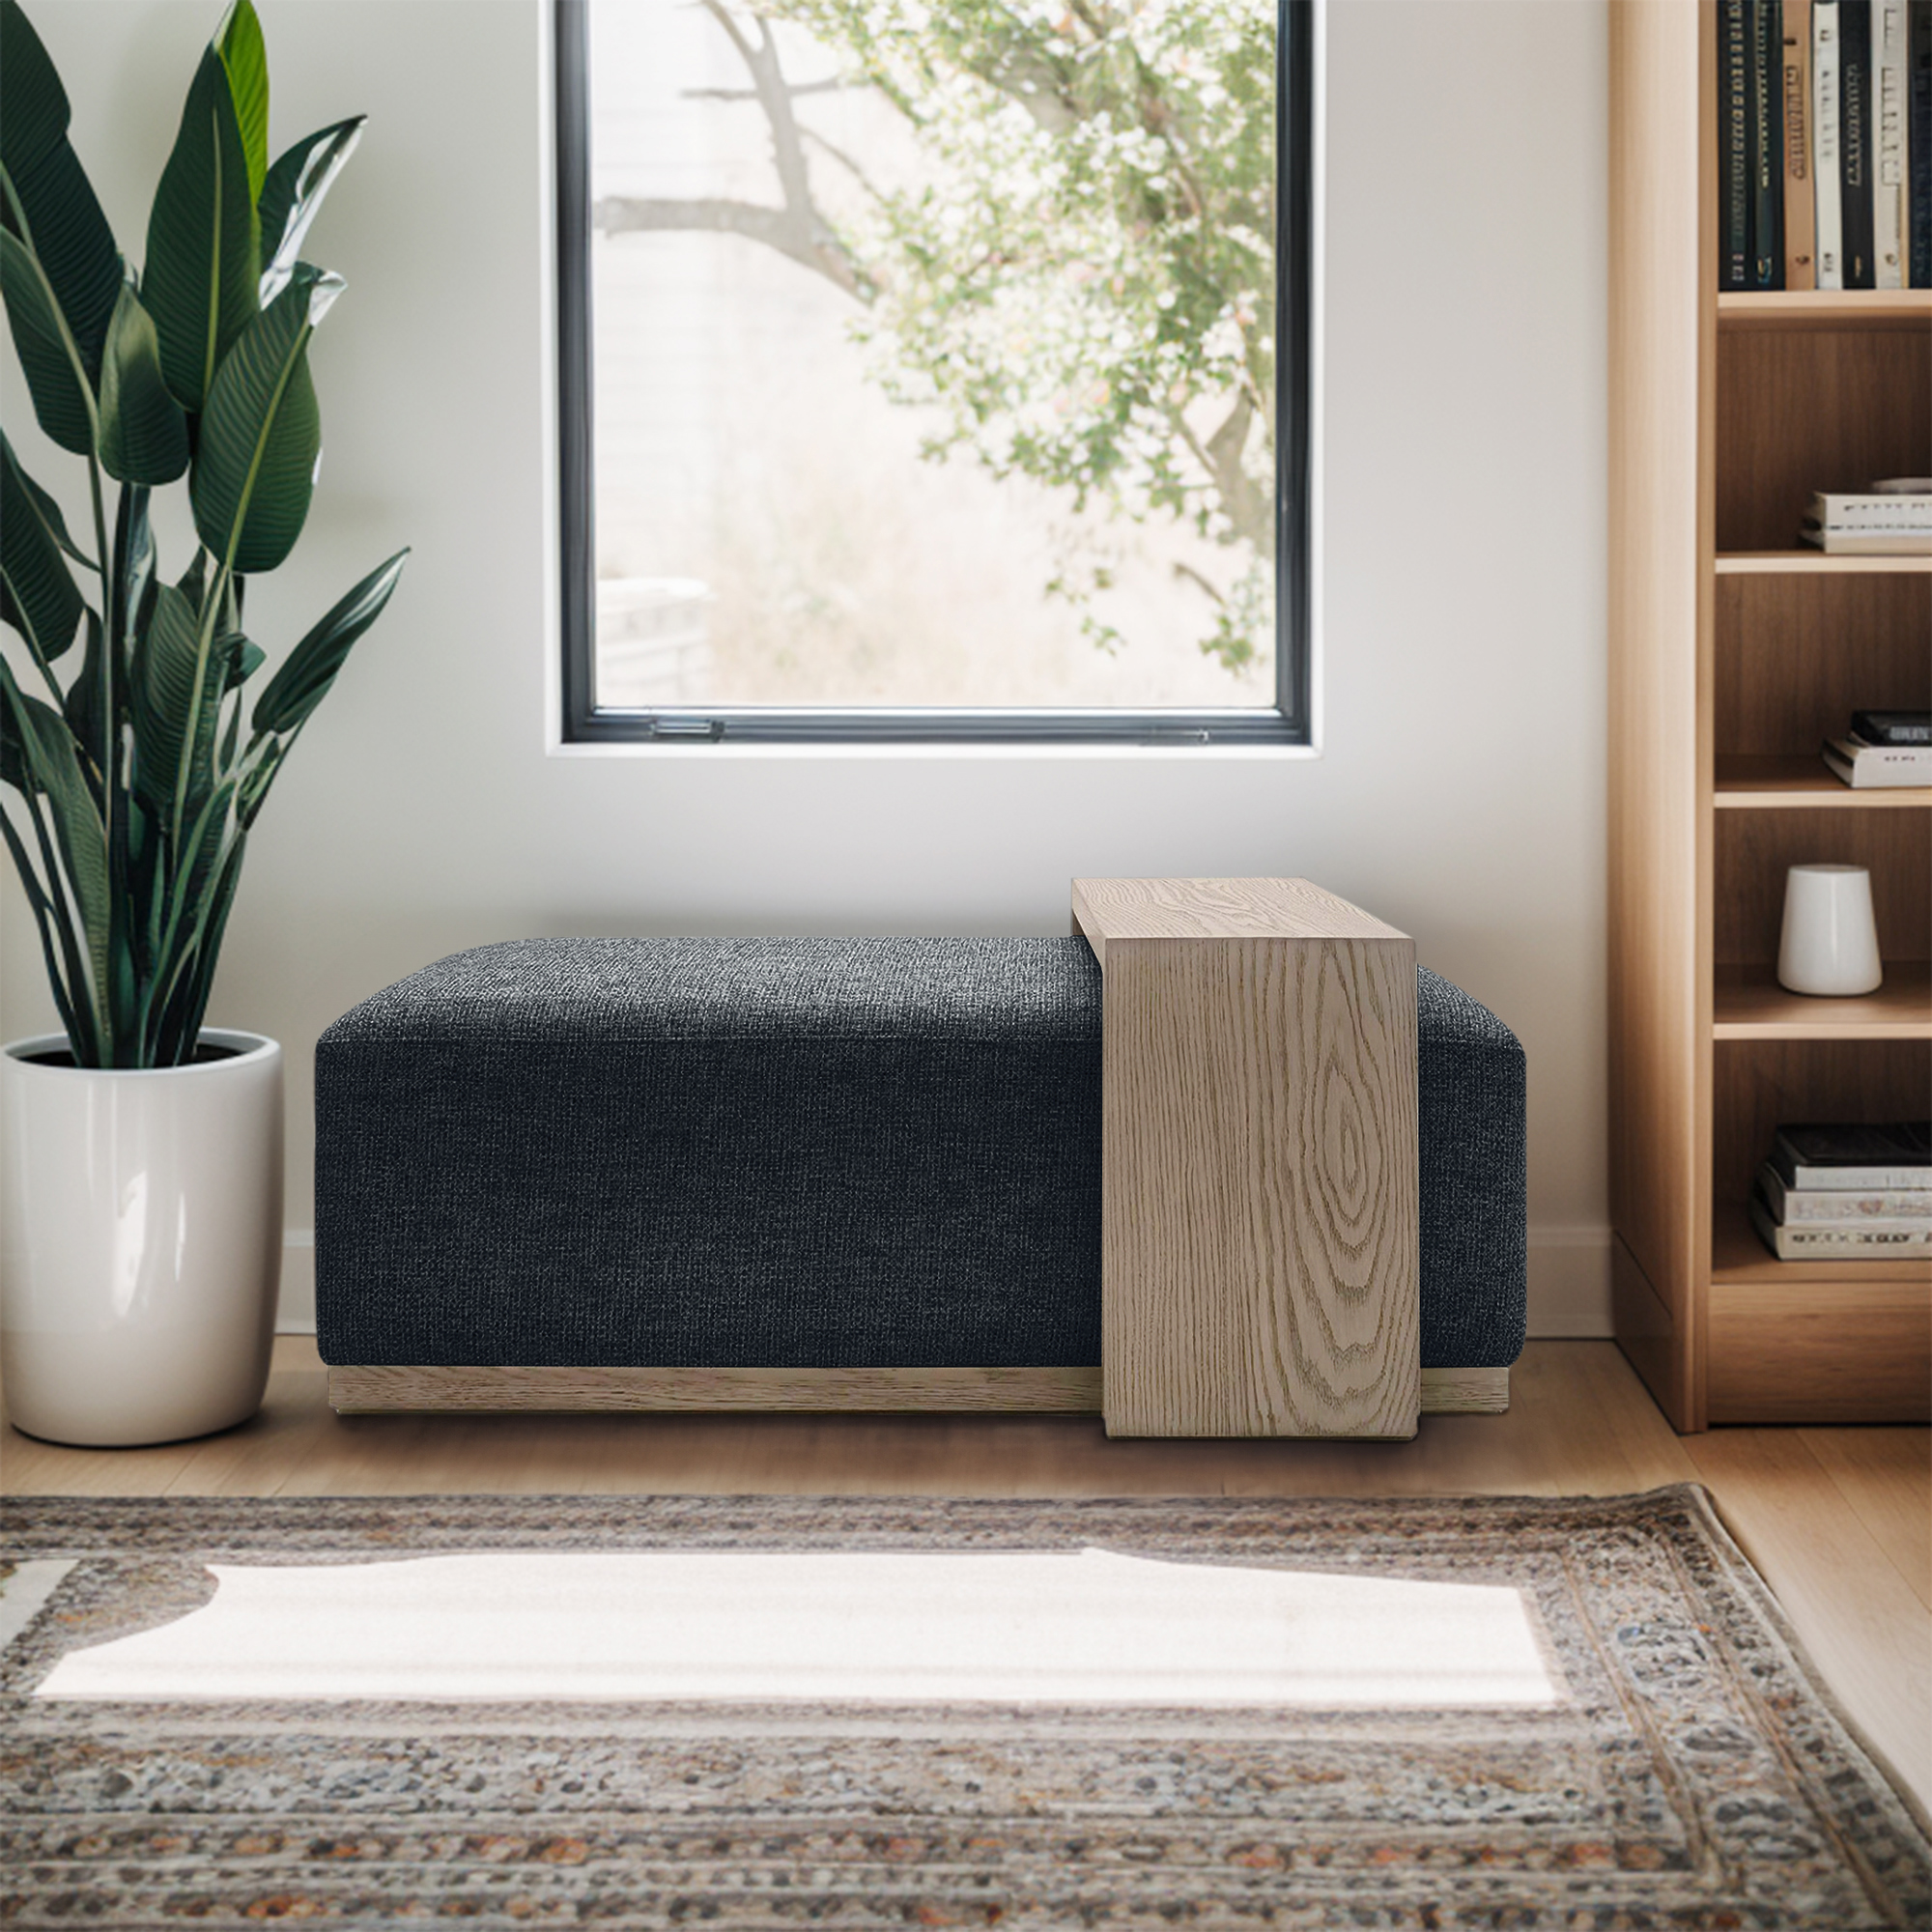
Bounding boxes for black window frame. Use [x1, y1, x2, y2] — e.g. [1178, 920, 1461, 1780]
[555, 0, 1313, 747]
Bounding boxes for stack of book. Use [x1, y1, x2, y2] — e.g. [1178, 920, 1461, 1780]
[1803, 483, 1932, 552]
[1751, 1121, 1932, 1259]
[1823, 706, 1932, 783]
[1719, 0, 1932, 290]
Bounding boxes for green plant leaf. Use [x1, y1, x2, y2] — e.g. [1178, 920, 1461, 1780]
[4, 430, 93, 568]
[143, 42, 261, 413]
[2, 1, 122, 380]
[228, 638, 266, 687]
[214, 0, 269, 204]
[112, 481, 156, 651]
[190, 264, 336, 574]
[4, 141, 122, 378]
[0, 431, 85, 662]
[97, 278, 191, 483]
[129, 582, 216, 812]
[257, 116, 361, 300]
[0, 0, 69, 179]
[0, 664, 108, 1016]
[252, 547, 407, 734]
[60, 606, 105, 773]
[0, 223, 95, 452]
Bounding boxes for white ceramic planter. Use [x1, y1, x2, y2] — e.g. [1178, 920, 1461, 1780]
[1, 1031, 282, 1447]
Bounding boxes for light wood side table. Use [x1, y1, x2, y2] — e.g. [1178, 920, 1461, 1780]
[1071, 878, 1421, 1439]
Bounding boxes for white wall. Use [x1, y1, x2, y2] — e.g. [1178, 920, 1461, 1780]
[0, 0, 1611, 1334]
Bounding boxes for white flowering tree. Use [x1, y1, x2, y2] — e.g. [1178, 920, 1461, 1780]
[596, 0, 1276, 672]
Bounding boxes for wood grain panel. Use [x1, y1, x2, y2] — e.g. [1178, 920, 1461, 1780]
[329, 1366, 1108, 1415]
[327, 1363, 1501, 1416]
[1713, 808, 1931, 966]
[1607, 0, 1709, 1429]
[1078, 880, 1420, 1440]
[1415, 1366, 1510, 1415]
[1714, 574, 1931, 758]
[1072, 876, 1408, 947]
[1715, 325, 1932, 553]
[1708, 1282, 1932, 1423]
[1611, 1233, 1690, 1429]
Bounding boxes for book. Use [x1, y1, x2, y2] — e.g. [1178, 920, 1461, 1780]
[1771, 1121, 1932, 1189]
[1852, 708, 1932, 743]
[1913, 0, 1931, 284]
[1784, 0, 1818, 284]
[1875, 0, 1910, 283]
[1804, 526, 1932, 551]
[1843, 0, 1877, 284]
[1759, 1162, 1932, 1219]
[1752, 0, 1787, 283]
[1721, 0, 1753, 286]
[1806, 490, 1932, 526]
[1816, 0, 1847, 284]
[1750, 1189, 1932, 1258]
[1823, 734, 1932, 782]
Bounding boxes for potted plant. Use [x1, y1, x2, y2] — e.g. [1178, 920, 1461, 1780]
[0, 0, 406, 1445]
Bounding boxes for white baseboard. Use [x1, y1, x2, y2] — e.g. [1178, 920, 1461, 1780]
[278, 1225, 1618, 1341]
[276, 1231, 315, 1333]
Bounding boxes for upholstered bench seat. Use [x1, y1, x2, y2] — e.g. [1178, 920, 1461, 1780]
[316, 937, 1525, 1406]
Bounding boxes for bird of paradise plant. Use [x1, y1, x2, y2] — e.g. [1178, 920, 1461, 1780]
[0, 0, 406, 1067]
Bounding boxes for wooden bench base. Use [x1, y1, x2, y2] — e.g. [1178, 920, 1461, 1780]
[327, 1364, 1509, 1419]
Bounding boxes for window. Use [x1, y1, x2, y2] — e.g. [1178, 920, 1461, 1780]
[555, 0, 1311, 745]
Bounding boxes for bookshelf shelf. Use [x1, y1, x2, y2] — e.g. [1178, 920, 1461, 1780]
[1713, 755, 1932, 807]
[1716, 291, 1932, 329]
[1715, 552, 1932, 575]
[1712, 962, 1932, 1039]
[1608, 4, 1932, 1430]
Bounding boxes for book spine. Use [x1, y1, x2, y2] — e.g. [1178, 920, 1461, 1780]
[1765, 1171, 1932, 1218]
[1852, 710, 1932, 742]
[1876, 0, 1909, 282]
[1810, 491, 1932, 521]
[1791, 1163, 1932, 1188]
[1784, 0, 1817, 284]
[1721, 0, 1753, 286]
[1816, 0, 1846, 283]
[1913, 0, 1931, 283]
[1843, 0, 1876, 283]
[1774, 1225, 1931, 1256]
[1785, 1197, 1932, 1218]
[1752, 0, 1787, 281]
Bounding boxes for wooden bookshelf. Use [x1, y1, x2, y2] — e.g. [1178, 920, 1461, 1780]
[1714, 553, 1932, 573]
[1717, 290, 1932, 327]
[1608, 3, 1931, 1431]
[1713, 755, 1932, 807]
[1712, 962, 1932, 1039]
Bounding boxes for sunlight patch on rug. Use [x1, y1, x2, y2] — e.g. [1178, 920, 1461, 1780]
[33, 1548, 1557, 1706]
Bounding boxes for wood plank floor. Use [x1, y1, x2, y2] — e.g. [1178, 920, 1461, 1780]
[4, 1339, 1927, 1812]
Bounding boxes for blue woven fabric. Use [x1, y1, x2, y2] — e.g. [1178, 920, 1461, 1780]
[316, 939, 1524, 1370]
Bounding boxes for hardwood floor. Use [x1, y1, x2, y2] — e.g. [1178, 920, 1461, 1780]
[5, 1338, 1927, 1813]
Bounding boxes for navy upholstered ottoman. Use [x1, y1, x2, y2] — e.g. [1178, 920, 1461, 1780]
[316, 937, 1525, 1417]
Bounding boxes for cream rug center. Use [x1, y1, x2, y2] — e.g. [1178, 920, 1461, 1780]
[34, 1548, 1558, 1706]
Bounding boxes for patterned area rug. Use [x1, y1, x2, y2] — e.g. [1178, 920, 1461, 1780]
[1, 1486, 1926, 1929]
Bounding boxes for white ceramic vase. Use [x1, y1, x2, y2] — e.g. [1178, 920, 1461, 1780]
[1776, 864, 1885, 997]
[1, 1031, 282, 1447]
